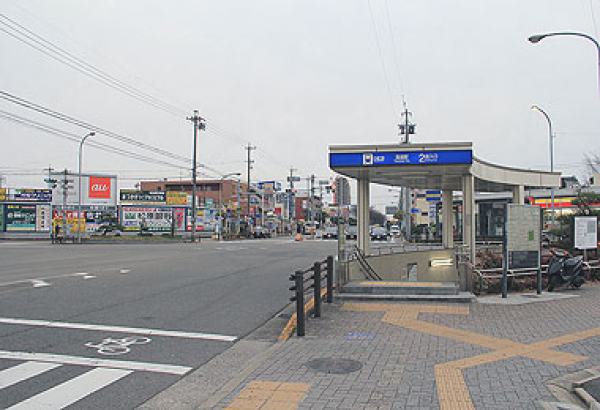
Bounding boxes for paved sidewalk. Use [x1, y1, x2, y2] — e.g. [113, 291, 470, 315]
[210, 284, 600, 410]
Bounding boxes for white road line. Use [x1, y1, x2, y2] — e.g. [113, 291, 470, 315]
[0, 351, 192, 375]
[29, 280, 50, 288]
[0, 317, 237, 342]
[0, 361, 61, 389]
[120, 269, 131, 274]
[6, 367, 133, 410]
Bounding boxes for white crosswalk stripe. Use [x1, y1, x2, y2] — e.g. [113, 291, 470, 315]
[6, 367, 132, 410]
[0, 351, 193, 409]
[0, 361, 60, 389]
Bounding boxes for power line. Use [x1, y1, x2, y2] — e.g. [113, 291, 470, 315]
[0, 109, 190, 170]
[366, 0, 397, 117]
[0, 13, 188, 117]
[0, 90, 190, 163]
[383, 0, 405, 95]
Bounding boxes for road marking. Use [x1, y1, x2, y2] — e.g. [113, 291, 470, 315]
[120, 269, 131, 274]
[6, 367, 132, 410]
[29, 280, 50, 288]
[0, 317, 238, 342]
[73, 273, 96, 279]
[0, 350, 192, 375]
[0, 361, 61, 389]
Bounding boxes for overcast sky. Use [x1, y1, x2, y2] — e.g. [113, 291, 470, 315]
[1, 0, 599, 210]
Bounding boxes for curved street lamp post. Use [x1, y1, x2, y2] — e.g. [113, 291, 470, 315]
[529, 32, 600, 95]
[77, 132, 95, 244]
[531, 105, 555, 229]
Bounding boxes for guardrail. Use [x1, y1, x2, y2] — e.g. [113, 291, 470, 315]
[473, 259, 600, 294]
[288, 256, 334, 337]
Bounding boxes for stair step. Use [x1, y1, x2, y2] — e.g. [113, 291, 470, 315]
[336, 292, 475, 303]
[341, 281, 459, 295]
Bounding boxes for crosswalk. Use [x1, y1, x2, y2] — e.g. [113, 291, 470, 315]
[0, 351, 192, 409]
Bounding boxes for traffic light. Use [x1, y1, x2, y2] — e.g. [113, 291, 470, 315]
[44, 178, 58, 188]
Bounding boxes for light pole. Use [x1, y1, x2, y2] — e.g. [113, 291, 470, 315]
[218, 172, 241, 241]
[77, 131, 95, 244]
[531, 105, 555, 229]
[528, 32, 600, 95]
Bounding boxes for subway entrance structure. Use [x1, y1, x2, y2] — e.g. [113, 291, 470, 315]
[329, 142, 560, 289]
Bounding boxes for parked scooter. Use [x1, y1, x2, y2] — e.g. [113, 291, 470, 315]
[546, 248, 586, 291]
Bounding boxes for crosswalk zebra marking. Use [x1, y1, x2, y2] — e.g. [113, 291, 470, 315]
[6, 367, 132, 410]
[0, 361, 60, 389]
[0, 350, 192, 375]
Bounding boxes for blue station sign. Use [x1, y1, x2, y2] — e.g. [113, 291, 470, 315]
[329, 150, 472, 167]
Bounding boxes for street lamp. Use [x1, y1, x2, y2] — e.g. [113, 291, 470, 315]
[528, 32, 600, 95]
[218, 172, 241, 241]
[77, 131, 95, 244]
[531, 105, 555, 229]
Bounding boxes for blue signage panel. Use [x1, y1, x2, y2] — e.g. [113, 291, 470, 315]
[329, 150, 472, 167]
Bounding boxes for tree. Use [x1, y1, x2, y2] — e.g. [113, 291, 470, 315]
[585, 153, 600, 175]
[572, 191, 600, 215]
[369, 207, 386, 226]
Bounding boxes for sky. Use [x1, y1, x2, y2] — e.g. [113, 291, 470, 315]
[1, 0, 599, 211]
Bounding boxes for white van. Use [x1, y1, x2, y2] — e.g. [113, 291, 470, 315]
[389, 224, 401, 236]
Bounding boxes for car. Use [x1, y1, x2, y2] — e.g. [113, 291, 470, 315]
[389, 224, 401, 236]
[252, 226, 271, 239]
[322, 226, 338, 239]
[370, 226, 388, 241]
[346, 226, 358, 240]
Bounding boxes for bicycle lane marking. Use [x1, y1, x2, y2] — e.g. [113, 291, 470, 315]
[0, 317, 238, 342]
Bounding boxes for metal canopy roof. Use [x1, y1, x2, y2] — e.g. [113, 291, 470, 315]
[329, 142, 561, 192]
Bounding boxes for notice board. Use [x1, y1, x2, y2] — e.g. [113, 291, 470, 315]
[505, 204, 541, 270]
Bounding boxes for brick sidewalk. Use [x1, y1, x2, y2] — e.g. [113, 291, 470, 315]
[214, 285, 600, 409]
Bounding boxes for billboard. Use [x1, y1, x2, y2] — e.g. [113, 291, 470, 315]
[120, 190, 166, 204]
[166, 191, 187, 205]
[13, 189, 52, 202]
[121, 206, 172, 232]
[51, 173, 117, 207]
[5, 204, 37, 231]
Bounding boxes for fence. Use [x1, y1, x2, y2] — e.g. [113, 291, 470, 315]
[288, 256, 334, 337]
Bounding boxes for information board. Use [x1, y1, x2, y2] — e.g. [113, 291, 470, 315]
[505, 204, 541, 270]
[575, 216, 598, 250]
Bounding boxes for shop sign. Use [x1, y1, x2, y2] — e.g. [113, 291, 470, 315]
[166, 191, 187, 205]
[0, 205, 4, 231]
[0, 189, 6, 202]
[122, 207, 172, 231]
[6, 204, 37, 231]
[36, 205, 51, 232]
[88, 177, 112, 199]
[14, 189, 52, 202]
[120, 190, 166, 204]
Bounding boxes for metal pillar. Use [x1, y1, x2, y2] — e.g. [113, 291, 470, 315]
[357, 178, 371, 255]
[442, 190, 454, 248]
[462, 175, 476, 264]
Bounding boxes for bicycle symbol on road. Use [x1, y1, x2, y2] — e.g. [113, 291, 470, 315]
[85, 337, 151, 355]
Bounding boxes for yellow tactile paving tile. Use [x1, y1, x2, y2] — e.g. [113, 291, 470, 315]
[531, 328, 600, 349]
[225, 381, 311, 410]
[435, 365, 476, 410]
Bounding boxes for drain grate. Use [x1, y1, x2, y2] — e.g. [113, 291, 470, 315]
[305, 358, 363, 374]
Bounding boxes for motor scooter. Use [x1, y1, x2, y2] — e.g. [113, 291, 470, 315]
[546, 248, 586, 291]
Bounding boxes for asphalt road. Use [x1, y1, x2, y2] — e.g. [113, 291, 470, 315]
[0, 238, 336, 409]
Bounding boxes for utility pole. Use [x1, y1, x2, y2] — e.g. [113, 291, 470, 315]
[61, 169, 69, 236]
[288, 167, 297, 234]
[245, 143, 256, 224]
[187, 110, 205, 243]
[398, 101, 416, 241]
[310, 175, 315, 239]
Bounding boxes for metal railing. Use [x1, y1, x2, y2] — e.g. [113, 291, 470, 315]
[289, 256, 334, 337]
